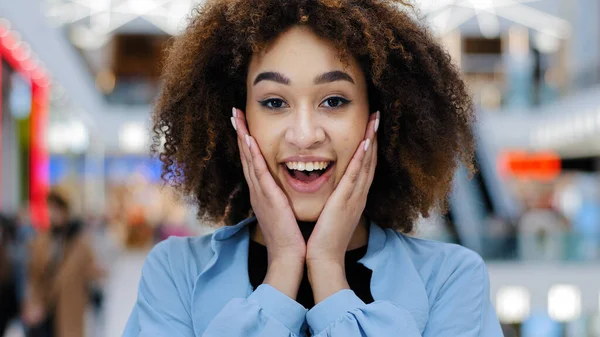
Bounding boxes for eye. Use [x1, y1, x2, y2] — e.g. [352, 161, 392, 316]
[259, 98, 288, 109]
[321, 96, 351, 108]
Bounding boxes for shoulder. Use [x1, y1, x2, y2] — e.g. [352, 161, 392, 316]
[142, 233, 216, 281]
[394, 232, 484, 269]
[388, 231, 487, 298]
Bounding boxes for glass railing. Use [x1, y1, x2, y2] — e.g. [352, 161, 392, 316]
[476, 232, 600, 262]
[105, 79, 160, 106]
[474, 63, 600, 112]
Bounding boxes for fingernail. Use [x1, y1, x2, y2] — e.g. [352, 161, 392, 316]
[230, 117, 237, 131]
[232, 107, 237, 118]
[245, 134, 251, 148]
[364, 139, 370, 152]
[374, 111, 380, 133]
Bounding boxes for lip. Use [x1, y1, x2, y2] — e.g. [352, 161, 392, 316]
[282, 162, 335, 194]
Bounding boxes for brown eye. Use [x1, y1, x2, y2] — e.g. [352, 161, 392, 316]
[259, 98, 288, 109]
[321, 97, 350, 108]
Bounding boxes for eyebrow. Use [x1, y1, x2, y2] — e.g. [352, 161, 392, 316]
[253, 70, 355, 86]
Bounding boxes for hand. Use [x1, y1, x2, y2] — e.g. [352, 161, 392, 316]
[231, 108, 305, 298]
[22, 299, 45, 326]
[306, 111, 379, 302]
[307, 111, 378, 263]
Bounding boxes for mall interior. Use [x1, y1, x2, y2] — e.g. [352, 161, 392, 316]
[0, 0, 600, 336]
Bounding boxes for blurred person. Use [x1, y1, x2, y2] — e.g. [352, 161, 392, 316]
[23, 192, 103, 337]
[0, 214, 19, 336]
[124, 206, 154, 249]
[13, 204, 37, 308]
[518, 191, 569, 261]
[123, 1, 503, 336]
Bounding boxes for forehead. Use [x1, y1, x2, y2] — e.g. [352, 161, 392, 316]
[247, 26, 365, 84]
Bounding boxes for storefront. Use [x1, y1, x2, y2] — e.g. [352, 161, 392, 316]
[0, 19, 50, 227]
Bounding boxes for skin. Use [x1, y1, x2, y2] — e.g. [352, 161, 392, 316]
[232, 26, 379, 304]
[48, 203, 68, 228]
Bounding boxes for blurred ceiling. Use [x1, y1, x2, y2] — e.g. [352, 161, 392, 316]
[42, 0, 573, 49]
[42, 0, 202, 49]
[415, 0, 571, 39]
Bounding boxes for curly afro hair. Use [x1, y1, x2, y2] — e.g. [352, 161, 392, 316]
[153, 0, 475, 233]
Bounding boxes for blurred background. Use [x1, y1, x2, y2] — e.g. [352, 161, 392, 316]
[0, 0, 599, 336]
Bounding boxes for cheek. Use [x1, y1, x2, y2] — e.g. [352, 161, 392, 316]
[246, 110, 278, 165]
[332, 123, 367, 176]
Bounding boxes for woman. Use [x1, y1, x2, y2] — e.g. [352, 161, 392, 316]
[0, 214, 19, 335]
[24, 192, 103, 337]
[124, 0, 503, 336]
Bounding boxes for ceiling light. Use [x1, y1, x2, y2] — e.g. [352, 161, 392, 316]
[119, 123, 148, 154]
[534, 31, 561, 54]
[496, 286, 531, 323]
[69, 121, 90, 154]
[548, 285, 581, 322]
[48, 124, 70, 153]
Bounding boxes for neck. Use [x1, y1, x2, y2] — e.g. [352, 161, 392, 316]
[251, 215, 369, 250]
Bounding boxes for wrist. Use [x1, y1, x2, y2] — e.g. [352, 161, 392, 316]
[307, 261, 349, 304]
[263, 257, 304, 300]
[307, 259, 345, 281]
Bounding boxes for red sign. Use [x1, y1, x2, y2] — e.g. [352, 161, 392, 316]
[0, 21, 50, 228]
[498, 151, 561, 181]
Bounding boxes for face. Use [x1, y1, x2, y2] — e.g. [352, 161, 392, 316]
[246, 26, 370, 221]
[48, 203, 68, 228]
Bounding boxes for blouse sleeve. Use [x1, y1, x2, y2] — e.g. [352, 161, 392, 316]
[122, 240, 195, 336]
[202, 284, 308, 336]
[306, 254, 503, 337]
[122, 239, 309, 337]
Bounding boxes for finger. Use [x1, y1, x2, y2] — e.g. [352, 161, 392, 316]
[233, 109, 255, 177]
[246, 134, 282, 198]
[356, 112, 379, 191]
[233, 108, 252, 140]
[358, 134, 378, 193]
[236, 117, 266, 199]
[237, 136, 254, 190]
[232, 109, 250, 181]
[343, 111, 378, 191]
[363, 111, 378, 141]
[335, 139, 368, 200]
[233, 108, 259, 193]
[233, 108, 278, 194]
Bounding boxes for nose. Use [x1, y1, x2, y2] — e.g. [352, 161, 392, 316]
[284, 107, 325, 149]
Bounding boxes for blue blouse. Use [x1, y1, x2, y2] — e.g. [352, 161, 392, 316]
[122, 217, 503, 336]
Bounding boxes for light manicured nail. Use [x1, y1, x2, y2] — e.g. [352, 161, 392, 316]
[231, 117, 237, 131]
[364, 139, 371, 152]
[232, 107, 237, 118]
[374, 118, 380, 133]
[245, 134, 251, 148]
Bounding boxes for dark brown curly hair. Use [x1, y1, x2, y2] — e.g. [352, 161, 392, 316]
[153, 0, 475, 233]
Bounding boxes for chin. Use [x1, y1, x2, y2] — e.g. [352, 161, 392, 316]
[290, 199, 325, 222]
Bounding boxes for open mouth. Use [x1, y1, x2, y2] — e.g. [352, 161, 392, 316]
[284, 161, 333, 183]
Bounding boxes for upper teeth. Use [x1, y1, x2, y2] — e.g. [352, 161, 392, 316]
[285, 161, 329, 171]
